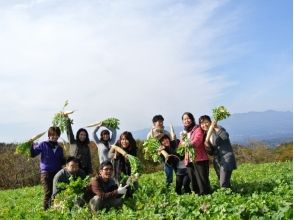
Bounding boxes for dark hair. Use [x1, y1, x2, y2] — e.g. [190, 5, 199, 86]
[48, 127, 61, 137]
[159, 134, 170, 143]
[181, 112, 196, 132]
[76, 128, 90, 144]
[66, 156, 80, 165]
[100, 129, 110, 140]
[199, 115, 211, 124]
[152, 115, 164, 123]
[99, 160, 113, 170]
[117, 131, 137, 150]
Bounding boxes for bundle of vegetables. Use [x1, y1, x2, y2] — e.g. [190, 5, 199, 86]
[15, 131, 46, 157]
[87, 117, 120, 130]
[53, 176, 90, 212]
[15, 141, 33, 157]
[127, 154, 143, 175]
[176, 131, 195, 161]
[111, 145, 143, 176]
[142, 138, 161, 163]
[212, 105, 231, 121]
[206, 105, 231, 142]
[52, 100, 74, 133]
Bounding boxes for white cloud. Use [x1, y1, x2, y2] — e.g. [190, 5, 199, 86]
[0, 0, 242, 142]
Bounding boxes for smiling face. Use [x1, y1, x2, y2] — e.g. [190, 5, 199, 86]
[200, 119, 211, 131]
[160, 137, 170, 147]
[120, 135, 130, 149]
[99, 165, 113, 181]
[182, 114, 192, 127]
[48, 132, 60, 142]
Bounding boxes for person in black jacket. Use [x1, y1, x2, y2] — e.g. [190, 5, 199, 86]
[66, 116, 93, 175]
[108, 131, 138, 198]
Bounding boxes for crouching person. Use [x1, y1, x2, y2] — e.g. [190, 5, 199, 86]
[83, 160, 128, 211]
[52, 156, 86, 198]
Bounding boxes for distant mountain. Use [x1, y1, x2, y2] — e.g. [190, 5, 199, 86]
[132, 110, 293, 146]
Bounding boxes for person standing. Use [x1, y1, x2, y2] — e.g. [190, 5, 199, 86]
[66, 116, 92, 175]
[93, 122, 117, 164]
[200, 115, 237, 188]
[147, 114, 175, 186]
[181, 112, 211, 195]
[30, 126, 65, 210]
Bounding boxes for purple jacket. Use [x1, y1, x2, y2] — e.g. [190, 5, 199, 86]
[31, 141, 65, 173]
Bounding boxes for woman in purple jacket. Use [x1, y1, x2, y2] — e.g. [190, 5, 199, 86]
[30, 126, 65, 210]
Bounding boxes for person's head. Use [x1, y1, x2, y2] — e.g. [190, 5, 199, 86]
[99, 160, 113, 181]
[152, 115, 164, 129]
[65, 156, 80, 174]
[199, 115, 212, 132]
[100, 129, 111, 142]
[181, 112, 196, 132]
[159, 134, 171, 147]
[76, 128, 89, 144]
[118, 131, 136, 149]
[48, 127, 61, 142]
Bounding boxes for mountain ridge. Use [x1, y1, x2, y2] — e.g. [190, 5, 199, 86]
[131, 110, 293, 146]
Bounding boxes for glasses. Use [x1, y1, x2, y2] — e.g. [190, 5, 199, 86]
[102, 168, 113, 171]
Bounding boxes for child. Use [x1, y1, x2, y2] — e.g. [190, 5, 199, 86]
[30, 126, 65, 210]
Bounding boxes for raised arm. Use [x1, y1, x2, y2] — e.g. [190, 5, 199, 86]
[66, 118, 75, 144]
[108, 127, 117, 145]
[93, 124, 102, 144]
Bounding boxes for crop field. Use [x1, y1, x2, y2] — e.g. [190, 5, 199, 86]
[0, 161, 292, 220]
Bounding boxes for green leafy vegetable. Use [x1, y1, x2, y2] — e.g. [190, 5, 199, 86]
[212, 106, 231, 121]
[127, 154, 143, 175]
[15, 141, 32, 157]
[53, 176, 90, 212]
[52, 100, 73, 133]
[142, 138, 161, 163]
[177, 131, 195, 161]
[101, 117, 120, 129]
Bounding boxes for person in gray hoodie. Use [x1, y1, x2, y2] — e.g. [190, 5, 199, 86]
[200, 115, 237, 188]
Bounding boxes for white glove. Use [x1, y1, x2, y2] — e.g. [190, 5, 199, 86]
[117, 184, 128, 195]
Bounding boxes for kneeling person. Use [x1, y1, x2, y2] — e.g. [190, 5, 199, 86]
[52, 156, 86, 198]
[84, 160, 128, 211]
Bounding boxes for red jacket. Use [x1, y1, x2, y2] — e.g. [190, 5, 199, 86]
[189, 126, 209, 162]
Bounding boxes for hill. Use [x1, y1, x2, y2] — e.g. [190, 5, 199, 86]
[132, 110, 293, 146]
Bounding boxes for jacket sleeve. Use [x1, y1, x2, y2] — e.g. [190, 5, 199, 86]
[190, 128, 204, 149]
[93, 125, 101, 144]
[91, 177, 118, 200]
[66, 118, 75, 144]
[109, 127, 117, 145]
[30, 142, 42, 157]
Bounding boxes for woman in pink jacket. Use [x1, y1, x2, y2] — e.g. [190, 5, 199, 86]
[181, 112, 211, 195]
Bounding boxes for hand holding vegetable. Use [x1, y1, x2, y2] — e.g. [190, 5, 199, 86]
[52, 100, 74, 133]
[206, 106, 230, 142]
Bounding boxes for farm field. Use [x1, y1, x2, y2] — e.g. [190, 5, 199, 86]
[0, 161, 292, 220]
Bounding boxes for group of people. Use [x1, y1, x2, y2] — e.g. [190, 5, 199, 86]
[30, 112, 236, 211]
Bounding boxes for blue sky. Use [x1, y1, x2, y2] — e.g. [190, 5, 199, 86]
[0, 0, 292, 142]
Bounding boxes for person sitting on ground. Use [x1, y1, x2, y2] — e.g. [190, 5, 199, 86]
[52, 156, 87, 199]
[83, 160, 128, 212]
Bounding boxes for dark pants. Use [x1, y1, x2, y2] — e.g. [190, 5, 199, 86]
[187, 162, 198, 193]
[40, 172, 57, 210]
[194, 160, 211, 195]
[89, 196, 122, 211]
[175, 174, 191, 195]
[213, 162, 233, 188]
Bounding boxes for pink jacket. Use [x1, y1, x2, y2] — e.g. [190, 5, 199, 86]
[189, 126, 209, 162]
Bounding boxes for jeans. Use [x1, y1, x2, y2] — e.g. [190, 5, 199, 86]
[164, 163, 174, 185]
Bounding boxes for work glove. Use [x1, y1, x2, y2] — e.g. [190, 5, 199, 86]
[117, 184, 128, 195]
